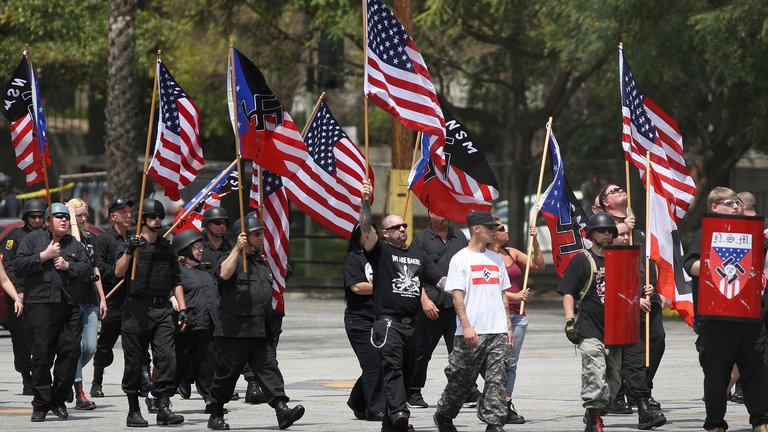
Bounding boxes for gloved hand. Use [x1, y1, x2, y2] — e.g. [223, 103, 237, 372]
[177, 309, 188, 328]
[565, 318, 581, 345]
[126, 235, 142, 253]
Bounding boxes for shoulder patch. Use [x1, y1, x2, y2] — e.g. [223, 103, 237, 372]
[5, 239, 14, 250]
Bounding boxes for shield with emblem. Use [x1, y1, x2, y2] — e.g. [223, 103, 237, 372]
[604, 245, 641, 347]
[699, 214, 764, 322]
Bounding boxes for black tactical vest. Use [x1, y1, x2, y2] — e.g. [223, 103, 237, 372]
[129, 239, 176, 297]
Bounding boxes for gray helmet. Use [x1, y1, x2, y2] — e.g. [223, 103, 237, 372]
[22, 199, 47, 219]
[44, 202, 70, 220]
[138, 198, 165, 220]
[244, 211, 263, 233]
[0, 172, 12, 191]
[172, 229, 203, 254]
[202, 206, 229, 227]
[585, 213, 618, 238]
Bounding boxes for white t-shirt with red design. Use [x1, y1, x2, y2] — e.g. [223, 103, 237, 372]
[444, 248, 511, 336]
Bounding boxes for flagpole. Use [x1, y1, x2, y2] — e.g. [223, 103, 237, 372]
[625, 160, 634, 246]
[520, 116, 553, 316]
[362, 0, 370, 182]
[130, 49, 161, 281]
[229, 40, 248, 272]
[300, 92, 325, 138]
[25, 45, 56, 243]
[402, 131, 421, 217]
[644, 151, 651, 367]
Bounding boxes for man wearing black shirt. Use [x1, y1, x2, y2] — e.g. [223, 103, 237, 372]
[683, 187, 768, 432]
[557, 213, 622, 432]
[2, 198, 46, 395]
[407, 211, 468, 409]
[15, 202, 93, 422]
[360, 179, 438, 432]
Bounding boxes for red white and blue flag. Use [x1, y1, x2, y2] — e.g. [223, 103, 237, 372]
[250, 162, 289, 313]
[171, 163, 238, 234]
[620, 47, 696, 223]
[1, 51, 51, 186]
[148, 60, 203, 201]
[539, 132, 588, 277]
[408, 110, 498, 223]
[364, 0, 445, 164]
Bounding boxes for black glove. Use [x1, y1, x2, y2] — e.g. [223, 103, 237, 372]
[126, 235, 142, 253]
[565, 318, 581, 345]
[177, 309, 188, 328]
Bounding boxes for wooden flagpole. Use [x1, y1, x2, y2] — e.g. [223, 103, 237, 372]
[401, 131, 422, 217]
[644, 151, 651, 367]
[108, 159, 239, 299]
[625, 160, 634, 246]
[25, 45, 56, 243]
[229, 40, 247, 272]
[299, 92, 326, 138]
[129, 49, 161, 281]
[362, 0, 370, 182]
[520, 117, 554, 315]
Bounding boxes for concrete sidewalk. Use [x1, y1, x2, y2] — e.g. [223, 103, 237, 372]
[0, 297, 758, 431]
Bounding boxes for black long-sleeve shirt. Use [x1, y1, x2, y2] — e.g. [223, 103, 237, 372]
[1, 224, 36, 298]
[410, 225, 467, 309]
[94, 226, 128, 305]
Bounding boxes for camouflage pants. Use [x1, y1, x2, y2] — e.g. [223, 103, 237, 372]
[436, 333, 509, 425]
[578, 337, 622, 409]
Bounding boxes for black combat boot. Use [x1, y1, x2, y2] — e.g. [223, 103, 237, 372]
[145, 396, 159, 413]
[156, 395, 184, 425]
[126, 394, 149, 427]
[274, 399, 305, 429]
[177, 380, 191, 399]
[584, 408, 604, 432]
[506, 400, 525, 424]
[207, 403, 230, 430]
[245, 378, 266, 404]
[433, 411, 458, 432]
[637, 398, 666, 430]
[140, 365, 152, 397]
[90, 367, 105, 397]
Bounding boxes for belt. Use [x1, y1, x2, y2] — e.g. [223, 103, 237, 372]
[376, 315, 416, 325]
[131, 296, 169, 306]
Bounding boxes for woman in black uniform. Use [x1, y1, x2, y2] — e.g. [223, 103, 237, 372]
[344, 225, 385, 421]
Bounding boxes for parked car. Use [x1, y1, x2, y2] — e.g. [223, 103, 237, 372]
[0, 219, 102, 329]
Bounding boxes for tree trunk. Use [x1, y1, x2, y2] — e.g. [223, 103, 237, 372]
[106, 0, 139, 201]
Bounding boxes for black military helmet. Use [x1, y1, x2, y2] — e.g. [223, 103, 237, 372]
[44, 202, 70, 220]
[585, 212, 618, 238]
[0, 172, 12, 191]
[172, 229, 202, 254]
[244, 211, 263, 233]
[138, 198, 165, 220]
[22, 199, 47, 219]
[202, 206, 228, 227]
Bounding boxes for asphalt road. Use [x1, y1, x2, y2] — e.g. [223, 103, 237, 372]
[0, 296, 758, 431]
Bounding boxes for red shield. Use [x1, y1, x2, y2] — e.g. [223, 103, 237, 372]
[699, 214, 764, 321]
[604, 245, 641, 347]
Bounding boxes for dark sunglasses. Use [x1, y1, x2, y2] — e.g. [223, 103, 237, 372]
[494, 225, 506, 232]
[27, 214, 45, 220]
[593, 227, 613, 234]
[383, 223, 408, 231]
[53, 213, 71, 221]
[210, 220, 228, 226]
[144, 213, 164, 220]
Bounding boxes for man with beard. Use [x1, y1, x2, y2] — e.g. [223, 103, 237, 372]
[359, 179, 439, 432]
[408, 211, 469, 409]
[2, 198, 46, 395]
[15, 202, 92, 422]
[114, 199, 188, 427]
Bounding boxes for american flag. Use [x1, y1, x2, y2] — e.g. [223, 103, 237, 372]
[1, 51, 51, 186]
[284, 101, 372, 238]
[364, 0, 445, 164]
[148, 60, 203, 201]
[171, 162, 238, 234]
[250, 161, 289, 313]
[620, 47, 696, 223]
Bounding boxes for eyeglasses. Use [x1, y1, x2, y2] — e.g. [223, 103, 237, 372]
[27, 214, 44, 220]
[210, 220, 227, 226]
[53, 213, 71, 221]
[144, 213, 164, 220]
[383, 223, 408, 231]
[717, 199, 741, 207]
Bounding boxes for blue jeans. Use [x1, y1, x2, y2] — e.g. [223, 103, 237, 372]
[505, 314, 528, 394]
[76, 305, 99, 382]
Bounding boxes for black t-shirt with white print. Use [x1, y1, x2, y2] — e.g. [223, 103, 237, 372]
[364, 241, 424, 317]
[556, 250, 606, 341]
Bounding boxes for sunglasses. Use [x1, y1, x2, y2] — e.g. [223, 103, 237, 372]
[482, 224, 503, 232]
[593, 227, 613, 234]
[144, 213, 164, 220]
[53, 213, 71, 221]
[210, 220, 228, 226]
[383, 223, 408, 231]
[495, 225, 506, 232]
[28, 214, 45, 220]
[717, 199, 741, 207]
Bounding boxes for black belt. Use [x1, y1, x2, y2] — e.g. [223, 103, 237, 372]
[131, 296, 169, 306]
[376, 315, 416, 325]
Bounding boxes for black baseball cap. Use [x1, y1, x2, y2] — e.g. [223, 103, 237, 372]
[108, 198, 134, 215]
[466, 211, 494, 227]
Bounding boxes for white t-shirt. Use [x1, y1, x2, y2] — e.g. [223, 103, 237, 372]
[445, 248, 511, 336]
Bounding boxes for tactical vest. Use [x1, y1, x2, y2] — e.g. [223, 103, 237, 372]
[227, 256, 273, 316]
[129, 240, 175, 298]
